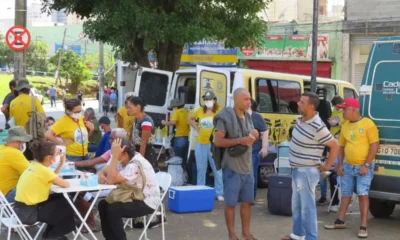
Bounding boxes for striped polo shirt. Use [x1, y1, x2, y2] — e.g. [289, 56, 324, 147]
[289, 113, 333, 168]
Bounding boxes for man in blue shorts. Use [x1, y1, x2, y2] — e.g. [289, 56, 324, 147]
[214, 88, 259, 240]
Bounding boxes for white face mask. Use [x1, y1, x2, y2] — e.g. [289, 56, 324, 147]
[71, 112, 81, 120]
[204, 100, 214, 108]
[19, 143, 26, 153]
[53, 155, 61, 166]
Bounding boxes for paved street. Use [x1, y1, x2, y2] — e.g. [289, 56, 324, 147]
[1, 100, 400, 239]
[2, 188, 400, 240]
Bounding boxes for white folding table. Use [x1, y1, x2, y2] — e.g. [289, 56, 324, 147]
[51, 179, 116, 240]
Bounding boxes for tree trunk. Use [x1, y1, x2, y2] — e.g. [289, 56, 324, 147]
[157, 41, 183, 72]
[128, 36, 151, 68]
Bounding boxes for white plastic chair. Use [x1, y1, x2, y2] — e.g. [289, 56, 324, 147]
[138, 172, 172, 240]
[0, 192, 46, 240]
[273, 157, 291, 174]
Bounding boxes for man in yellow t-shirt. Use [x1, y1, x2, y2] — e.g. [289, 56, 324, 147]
[9, 79, 45, 130]
[325, 98, 379, 238]
[117, 92, 136, 140]
[0, 126, 32, 202]
[162, 99, 190, 163]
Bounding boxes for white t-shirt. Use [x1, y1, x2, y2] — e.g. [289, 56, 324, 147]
[107, 153, 160, 209]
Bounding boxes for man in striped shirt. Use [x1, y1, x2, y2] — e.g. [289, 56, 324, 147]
[282, 92, 339, 240]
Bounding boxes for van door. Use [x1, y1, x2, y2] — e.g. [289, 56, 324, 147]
[134, 67, 173, 128]
[187, 66, 231, 158]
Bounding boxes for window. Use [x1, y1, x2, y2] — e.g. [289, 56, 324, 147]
[138, 72, 169, 106]
[175, 76, 196, 104]
[344, 88, 357, 99]
[256, 79, 301, 114]
[304, 82, 337, 103]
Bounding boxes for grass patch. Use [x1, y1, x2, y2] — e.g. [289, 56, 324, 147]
[0, 74, 98, 102]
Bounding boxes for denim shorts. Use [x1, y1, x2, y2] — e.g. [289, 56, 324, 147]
[223, 168, 254, 206]
[341, 162, 375, 196]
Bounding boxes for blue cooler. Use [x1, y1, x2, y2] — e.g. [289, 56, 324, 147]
[168, 186, 215, 213]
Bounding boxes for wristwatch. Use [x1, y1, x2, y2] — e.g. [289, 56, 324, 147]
[364, 162, 371, 168]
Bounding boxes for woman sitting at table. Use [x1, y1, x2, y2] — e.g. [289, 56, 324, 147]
[98, 138, 160, 240]
[13, 141, 75, 240]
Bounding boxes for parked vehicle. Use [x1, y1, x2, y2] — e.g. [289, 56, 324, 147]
[359, 36, 400, 218]
[118, 65, 357, 187]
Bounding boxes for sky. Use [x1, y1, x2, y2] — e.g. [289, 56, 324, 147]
[1, 0, 38, 19]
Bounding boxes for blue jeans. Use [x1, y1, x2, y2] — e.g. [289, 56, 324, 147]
[251, 151, 261, 198]
[173, 136, 189, 164]
[320, 178, 327, 198]
[5, 188, 16, 203]
[194, 143, 223, 196]
[292, 167, 320, 240]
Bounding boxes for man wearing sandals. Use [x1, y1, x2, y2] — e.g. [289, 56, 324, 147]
[281, 92, 339, 240]
[324, 98, 379, 238]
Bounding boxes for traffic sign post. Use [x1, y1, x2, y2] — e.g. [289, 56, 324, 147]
[6, 25, 31, 51]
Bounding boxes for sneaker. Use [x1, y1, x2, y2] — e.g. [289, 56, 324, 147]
[217, 195, 225, 202]
[330, 205, 339, 213]
[324, 219, 347, 229]
[316, 197, 327, 205]
[148, 215, 167, 229]
[358, 227, 368, 238]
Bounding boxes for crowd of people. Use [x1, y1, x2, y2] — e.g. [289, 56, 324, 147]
[0, 77, 380, 240]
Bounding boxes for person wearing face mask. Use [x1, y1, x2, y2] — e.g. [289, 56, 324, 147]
[13, 141, 75, 240]
[0, 126, 32, 203]
[94, 116, 112, 157]
[45, 98, 94, 163]
[97, 138, 161, 240]
[187, 91, 224, 201]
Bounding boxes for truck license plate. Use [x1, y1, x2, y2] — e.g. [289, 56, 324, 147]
[377, 144, 400, 157]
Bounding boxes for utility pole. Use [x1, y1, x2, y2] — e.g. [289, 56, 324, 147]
[13, 0, 27, 81]
[55, 28, 67, 85]
[98, 41, 104, 113]
[84, 40, 87, 60]
[311, 0, 319, 92]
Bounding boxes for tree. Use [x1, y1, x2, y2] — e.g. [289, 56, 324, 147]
[0, 34, 14, 68]
[85, 51, 115, 82]
[26, 41, 49, 72]
[49, 50, 91, 87]
[43, 0, 270, 72]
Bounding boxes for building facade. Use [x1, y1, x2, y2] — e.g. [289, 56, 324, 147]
[342, 0, 400, 90]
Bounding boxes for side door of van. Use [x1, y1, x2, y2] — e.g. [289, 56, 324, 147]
[133, 67, 173, 129]
[187, 66, 231, 158]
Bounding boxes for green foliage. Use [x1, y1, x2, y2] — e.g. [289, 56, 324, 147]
[85, 51, 115, 81]
[49, 50, 92, 86]
[0, 34, 14, 67]
[42, 0, 271, 71]
[26, 41, 49, 72]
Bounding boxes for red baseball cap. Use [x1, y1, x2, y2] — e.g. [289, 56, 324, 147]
[337, 98, 360, 109]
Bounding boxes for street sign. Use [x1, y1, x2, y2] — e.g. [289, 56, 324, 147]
[5, 25, 31, 51]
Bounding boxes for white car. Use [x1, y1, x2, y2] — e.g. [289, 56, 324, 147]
[30, 88, 44, 105]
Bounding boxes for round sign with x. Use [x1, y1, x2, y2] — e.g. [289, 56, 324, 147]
[5, 25, 31, 51]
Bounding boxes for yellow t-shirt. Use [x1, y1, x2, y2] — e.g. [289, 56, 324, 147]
[117, 106, 135, 139]
[9, 94, 44, 131]
[0, 146, 29, 196]
[193, 107, 219, 144]
[15, 161, 57, 205]
[50, 115, 89, 157]
[330, 109, 345, 136]
[171, 108, 190, 137]
[339, 117, 379, 166]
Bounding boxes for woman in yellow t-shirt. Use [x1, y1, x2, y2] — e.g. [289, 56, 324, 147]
[14, 141, 74, 239]
[117, 92, 135, 140]
[45, 98, 94, 162]
[162, 98, 190, 164]
[328, 96, 345, 137]
[187, 91, 224, 201]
